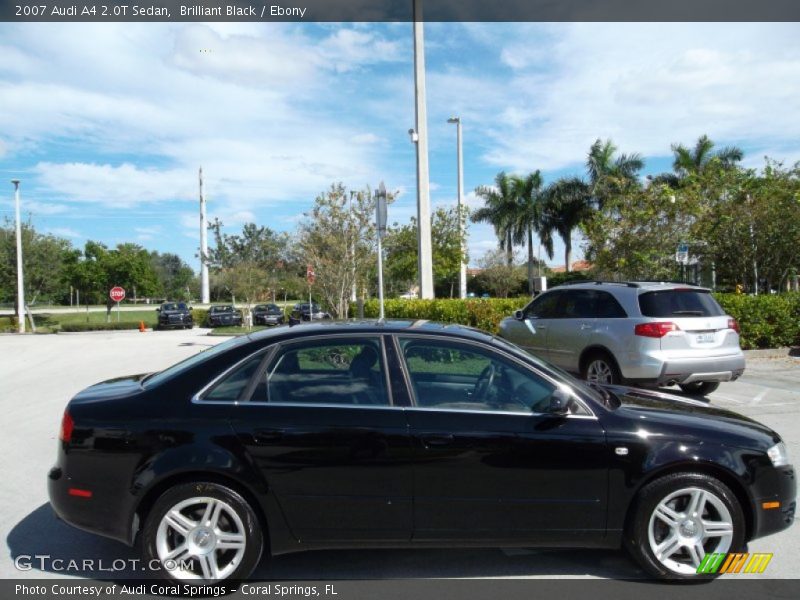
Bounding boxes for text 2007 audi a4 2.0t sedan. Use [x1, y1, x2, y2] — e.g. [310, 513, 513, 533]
[48, 321, 795, 582]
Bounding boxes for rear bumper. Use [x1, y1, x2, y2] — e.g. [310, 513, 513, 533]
[622, 351, 745, 386]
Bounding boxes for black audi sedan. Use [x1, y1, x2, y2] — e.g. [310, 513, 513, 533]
[252, 303, 285, 326]
[207, 305, 243, 327]
[155, 302, 193, 330]
[291, 302, 331, 321]
[48, 321, 794, 583]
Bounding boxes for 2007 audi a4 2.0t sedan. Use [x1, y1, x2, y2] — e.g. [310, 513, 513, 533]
[48, 321, 795, 582]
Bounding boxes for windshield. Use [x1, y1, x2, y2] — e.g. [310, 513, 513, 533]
[639, 289, 724, 317]
[162, 303, 186, 311]
[211, 306, 233, 313]
[143, 336, 248, 388]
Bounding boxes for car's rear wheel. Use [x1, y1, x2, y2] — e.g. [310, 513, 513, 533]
[625, 472, 745, 580]
[679, 382, 720, 396]
[142, 482, 263, 583]
[581, 351, 621, 385]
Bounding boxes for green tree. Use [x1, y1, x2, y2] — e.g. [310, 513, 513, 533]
[383, 205, 469, 298]
[472, 172, 521, 266]
[541, 178, 593, 272]
[671, 134, 743, 178]
[586, 138, 644, 209]
[475, 248, 525, 298]
[150, 252, 197, 301]
[510, 171, 549, 294]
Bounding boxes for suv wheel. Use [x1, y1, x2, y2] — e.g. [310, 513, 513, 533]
[582, 351, 621, 385]
[679, 382, 720, 396]
[142, 482, 263, 583]
[625, 472, 745, 579]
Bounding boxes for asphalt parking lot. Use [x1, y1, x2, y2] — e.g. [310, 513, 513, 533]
[0, 329, 797, 580]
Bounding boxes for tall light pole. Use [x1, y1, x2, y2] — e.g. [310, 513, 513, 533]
[199, 167, 210, 304]
[11, 179, 25, 333]
[412, 0, 434, 299]
[447, 116, 467, 299]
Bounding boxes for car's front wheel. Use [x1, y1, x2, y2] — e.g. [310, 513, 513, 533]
[142, 482, 263, 583]
[625, 472, 745, 579]
[679, 382, 720, 396]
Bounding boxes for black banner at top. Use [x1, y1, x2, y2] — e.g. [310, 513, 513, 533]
[2, 0, 800, 23]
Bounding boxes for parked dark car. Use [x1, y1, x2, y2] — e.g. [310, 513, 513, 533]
[291, 302, 330, 321]
[207, 305, 243, 327]
[156, 302, 193, 330]
[252, 303, 284, 326]
[49, 321, 794, 583]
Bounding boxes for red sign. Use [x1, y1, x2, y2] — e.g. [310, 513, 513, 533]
[306, 265, 315, 285]
[109, 286, 126, 303]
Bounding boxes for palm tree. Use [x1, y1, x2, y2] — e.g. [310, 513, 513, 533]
[671, 134, 743, 177]
[541, 178, 592, 272]
[510, 171, 551, 294]
[586, 138, 644, 209]
[472, 172, 520, 267]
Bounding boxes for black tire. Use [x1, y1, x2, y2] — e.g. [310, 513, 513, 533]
[141, 481, 264, 583]
[581, 351, 621, 385]
[624, 472, 746, 580]
[679, 382, 720, 396]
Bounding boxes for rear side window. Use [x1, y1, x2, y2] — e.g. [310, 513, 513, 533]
[638, 290, 724, 317]
[202, 352, 266, 402]
[593, 291, 627, 318]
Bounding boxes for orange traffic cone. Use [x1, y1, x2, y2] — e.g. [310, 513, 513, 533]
[139, 321, 146, 333]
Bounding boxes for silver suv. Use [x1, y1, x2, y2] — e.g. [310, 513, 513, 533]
[498, 281, 745, 395]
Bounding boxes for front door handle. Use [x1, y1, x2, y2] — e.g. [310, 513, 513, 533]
[422, 434, 455, 448]
[580, 323, 593, 330]
[253, 429, 283, 444]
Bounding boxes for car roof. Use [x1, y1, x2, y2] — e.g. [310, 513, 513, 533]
[549, 281, 710, 293]
[246, 319, 494, 344]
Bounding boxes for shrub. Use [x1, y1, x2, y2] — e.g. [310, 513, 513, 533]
[351, 297, 530, 334]
[192, 308, 209, 327]
[714, 292, 800, 350]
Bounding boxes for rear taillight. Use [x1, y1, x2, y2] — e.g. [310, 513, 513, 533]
[59, 411, 74, 443]
[728, 318, 740, 334]
[635, 322, 680, 338]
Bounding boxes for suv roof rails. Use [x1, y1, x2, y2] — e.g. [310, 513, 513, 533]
[557, 280, 639, 288]
[632, 280, 703, 287]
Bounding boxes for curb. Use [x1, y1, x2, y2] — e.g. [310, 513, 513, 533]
[743, 347, 799, 359]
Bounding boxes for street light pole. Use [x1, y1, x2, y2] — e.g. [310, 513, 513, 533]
[447, 116, 467, 299]
[412, 0, 434, 299]
[11, 179, 25, 333]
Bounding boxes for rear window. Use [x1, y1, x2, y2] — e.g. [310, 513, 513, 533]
[638, 290, 724, 317]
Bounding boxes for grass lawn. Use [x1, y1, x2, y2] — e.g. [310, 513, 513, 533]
[1, 310, 160, 333]
[207, 325, 272, 336]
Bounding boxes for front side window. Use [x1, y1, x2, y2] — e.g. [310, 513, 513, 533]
[257, 338, 390, 406]
[525, 291, 563, 319]
[399, 338, 559, 414]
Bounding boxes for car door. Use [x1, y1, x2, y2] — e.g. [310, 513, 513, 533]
[545, 289, 596, 371]
[396, 335, 608, 544]
[501, 290, 563, 361]
[227, 335, 413, 543]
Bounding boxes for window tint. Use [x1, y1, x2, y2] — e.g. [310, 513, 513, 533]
[593, 291, 627, 318]
[399, 338, 559, 414]
[561, 290, 595, 318]
[259, 338, 389, 406]
[202, 352, 266, 402]
[525, 291, 562, 318]
[639, 290, 723, 317]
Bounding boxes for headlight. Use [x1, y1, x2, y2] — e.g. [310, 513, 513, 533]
[767, 442, 790, 467]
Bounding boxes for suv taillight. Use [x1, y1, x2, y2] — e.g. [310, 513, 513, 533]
[635, 322, 680, 338]
[728, 318, 740, 334]
[59, 411, 74, 443]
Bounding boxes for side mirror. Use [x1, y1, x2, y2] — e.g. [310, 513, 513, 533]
[155, 308, 160, 312]
[513, 310, 525, 321]
[546, 389, 572, 416]
[188, 306, 193, 311]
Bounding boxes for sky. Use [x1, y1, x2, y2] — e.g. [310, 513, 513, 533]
[0, 22, 799, 272]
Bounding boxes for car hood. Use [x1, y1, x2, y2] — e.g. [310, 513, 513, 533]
[71, 373, 150, 404]
[604, 384, 780, 449]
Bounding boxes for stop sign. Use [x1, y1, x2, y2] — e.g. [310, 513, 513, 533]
[109, 286, 126, 303]
[306, 265, 315, 285]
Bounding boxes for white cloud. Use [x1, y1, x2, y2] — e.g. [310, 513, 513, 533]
[46, 226, 81, 238]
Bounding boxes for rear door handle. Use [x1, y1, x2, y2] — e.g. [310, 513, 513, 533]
[253, 429, 283, 444]
[580, 323, 593, 330]
[422, 434, 455, 448]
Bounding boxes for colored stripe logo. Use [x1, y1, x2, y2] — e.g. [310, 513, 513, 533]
[697, 553, 773, 574]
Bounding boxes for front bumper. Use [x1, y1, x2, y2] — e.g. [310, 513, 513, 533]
[255, 315, 284, 325]
[751, 465, 796, 540]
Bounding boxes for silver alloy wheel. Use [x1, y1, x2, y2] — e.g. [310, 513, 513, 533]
[586, 359, 614, 384]
[155, 496, 247, 581]
[647, 486, 734, 575]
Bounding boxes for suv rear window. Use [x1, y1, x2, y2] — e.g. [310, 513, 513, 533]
[638, 289, 724, 317]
